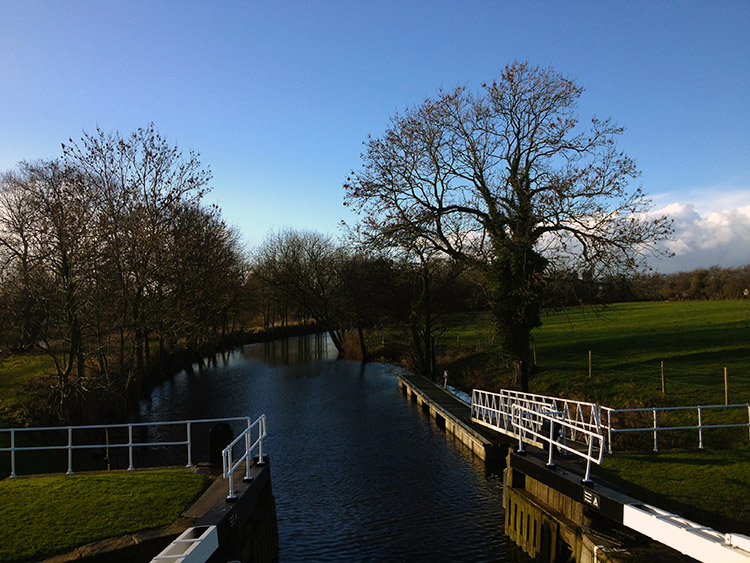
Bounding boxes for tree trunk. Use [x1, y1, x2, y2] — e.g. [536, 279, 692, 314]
[357, 325, 368, 361]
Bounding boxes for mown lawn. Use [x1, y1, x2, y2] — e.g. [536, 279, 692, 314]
[0, 469, 208, 562]
[530, 300, 750, 407]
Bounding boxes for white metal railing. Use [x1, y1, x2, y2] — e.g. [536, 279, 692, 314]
[471, 389, 605, 481]
[511, 403, 605, 482]
[472, 389, 603, 446]
[222, 414, 267, 500]
[0, 416, 254, 478]
[601, 404, 750, 453]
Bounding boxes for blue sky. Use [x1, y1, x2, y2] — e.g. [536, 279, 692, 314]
[1, 1, 748, 272]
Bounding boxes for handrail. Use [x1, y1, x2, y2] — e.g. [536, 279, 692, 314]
[0, 416, 253, 478]
[601, 403, 750, 453]
[511, 403, 605, 483]
[222, 415, 267, 500]
[472, 389, 602, 446]
[472, 388, 750, 457]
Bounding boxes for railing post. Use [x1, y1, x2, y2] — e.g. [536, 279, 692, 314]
[186, 422, 194, 468]
[747, 406, 750, 444]
[546, 412, 556, 468]
[244, 427, 252, 481]
[128, 425, 134, 471]
[257, 416, 265, 465]
[67, 427, 74, 475]
[10, 429, 16, 478]
[698, 407, 704, 449]
[607, 409, 613, 454]
[653, 409, 659, 452]
[517, 411, 526, 453]
[225, 449, 237, 501]
[582, 439, 594, 484]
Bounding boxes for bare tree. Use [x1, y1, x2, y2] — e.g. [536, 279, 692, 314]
[161, 203, 247, 358]
[0, 125, 250, 422]
[0, 170, 45, 351]
[62, 124, 211, 389]
[0, 160, 98, 419]
[253, 229, 346, 353]
[345, 62, 673, 390]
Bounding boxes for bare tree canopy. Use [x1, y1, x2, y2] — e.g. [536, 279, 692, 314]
[0, 125, 249, 422]
[253, 229, 347, 353]
[344, 62, 673, 390]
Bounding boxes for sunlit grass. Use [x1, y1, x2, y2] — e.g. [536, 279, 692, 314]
[436, 301, 750, 408]
[0, 353, 53, 393]
[431, 301, 750, 533]
[0, 469, 208, 562]
[596, 446, 750, 535]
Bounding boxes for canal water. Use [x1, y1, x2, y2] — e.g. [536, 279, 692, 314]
[135, 335, 523, 562]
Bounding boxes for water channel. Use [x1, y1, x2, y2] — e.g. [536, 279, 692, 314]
[134, 334, 525, 562]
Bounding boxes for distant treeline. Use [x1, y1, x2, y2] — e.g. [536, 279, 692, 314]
[547, 265, 750, 305]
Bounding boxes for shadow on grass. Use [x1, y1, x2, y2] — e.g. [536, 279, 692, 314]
[597, 448, 750, 536]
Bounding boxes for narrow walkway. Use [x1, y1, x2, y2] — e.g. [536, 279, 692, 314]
[397, 372, 513, 462]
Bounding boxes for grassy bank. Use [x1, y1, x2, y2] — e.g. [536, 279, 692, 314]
[430, 300, 750, 533]
[434, 300, 750, 409]
[1, 301, 748, 546]
[0, 354, 55, 427]
[597, 446, 750, 535]
[0, 469, 208, 562]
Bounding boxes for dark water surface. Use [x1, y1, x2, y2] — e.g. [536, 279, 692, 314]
[135, 335, 521, 562]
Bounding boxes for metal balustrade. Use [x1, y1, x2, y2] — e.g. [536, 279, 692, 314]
[471, 388, 750, 561]
[0, 416, 260, 479]
[472, 389, 603, 448]
[601, 403, 750, 453]
[222, 414, 267, 500]
[511, 403, 605, 483]
[472, 388, 750, 462]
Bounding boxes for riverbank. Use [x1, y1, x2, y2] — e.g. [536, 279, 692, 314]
[373, 300, 750, 410]
[0, 323, 321, 428]
[2, 302, 748, 554]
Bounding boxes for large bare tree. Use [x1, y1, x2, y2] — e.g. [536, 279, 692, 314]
[344, 62, 672, 390]
[62, 124, 211, 387]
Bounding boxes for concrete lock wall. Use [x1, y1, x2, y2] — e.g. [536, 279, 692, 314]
[503, 466, 581, 562]
[502, 454, 696, 563]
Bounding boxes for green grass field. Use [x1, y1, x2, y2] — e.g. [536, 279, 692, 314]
[0, 469, 208, 562]
[0, 353, 55, 427]
[597, 446, 750, 535]
[0, 354, 54, 393]
[436, 300, 750, 409]
[531, 300, 750, 407]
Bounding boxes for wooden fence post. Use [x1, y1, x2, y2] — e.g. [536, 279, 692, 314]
[661, 361, 665, 395]
[588, 350, 592, 378]
[725, 367, 729, 405]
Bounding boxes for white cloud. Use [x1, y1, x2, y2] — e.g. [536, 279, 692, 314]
[648, 201, 750, 273]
